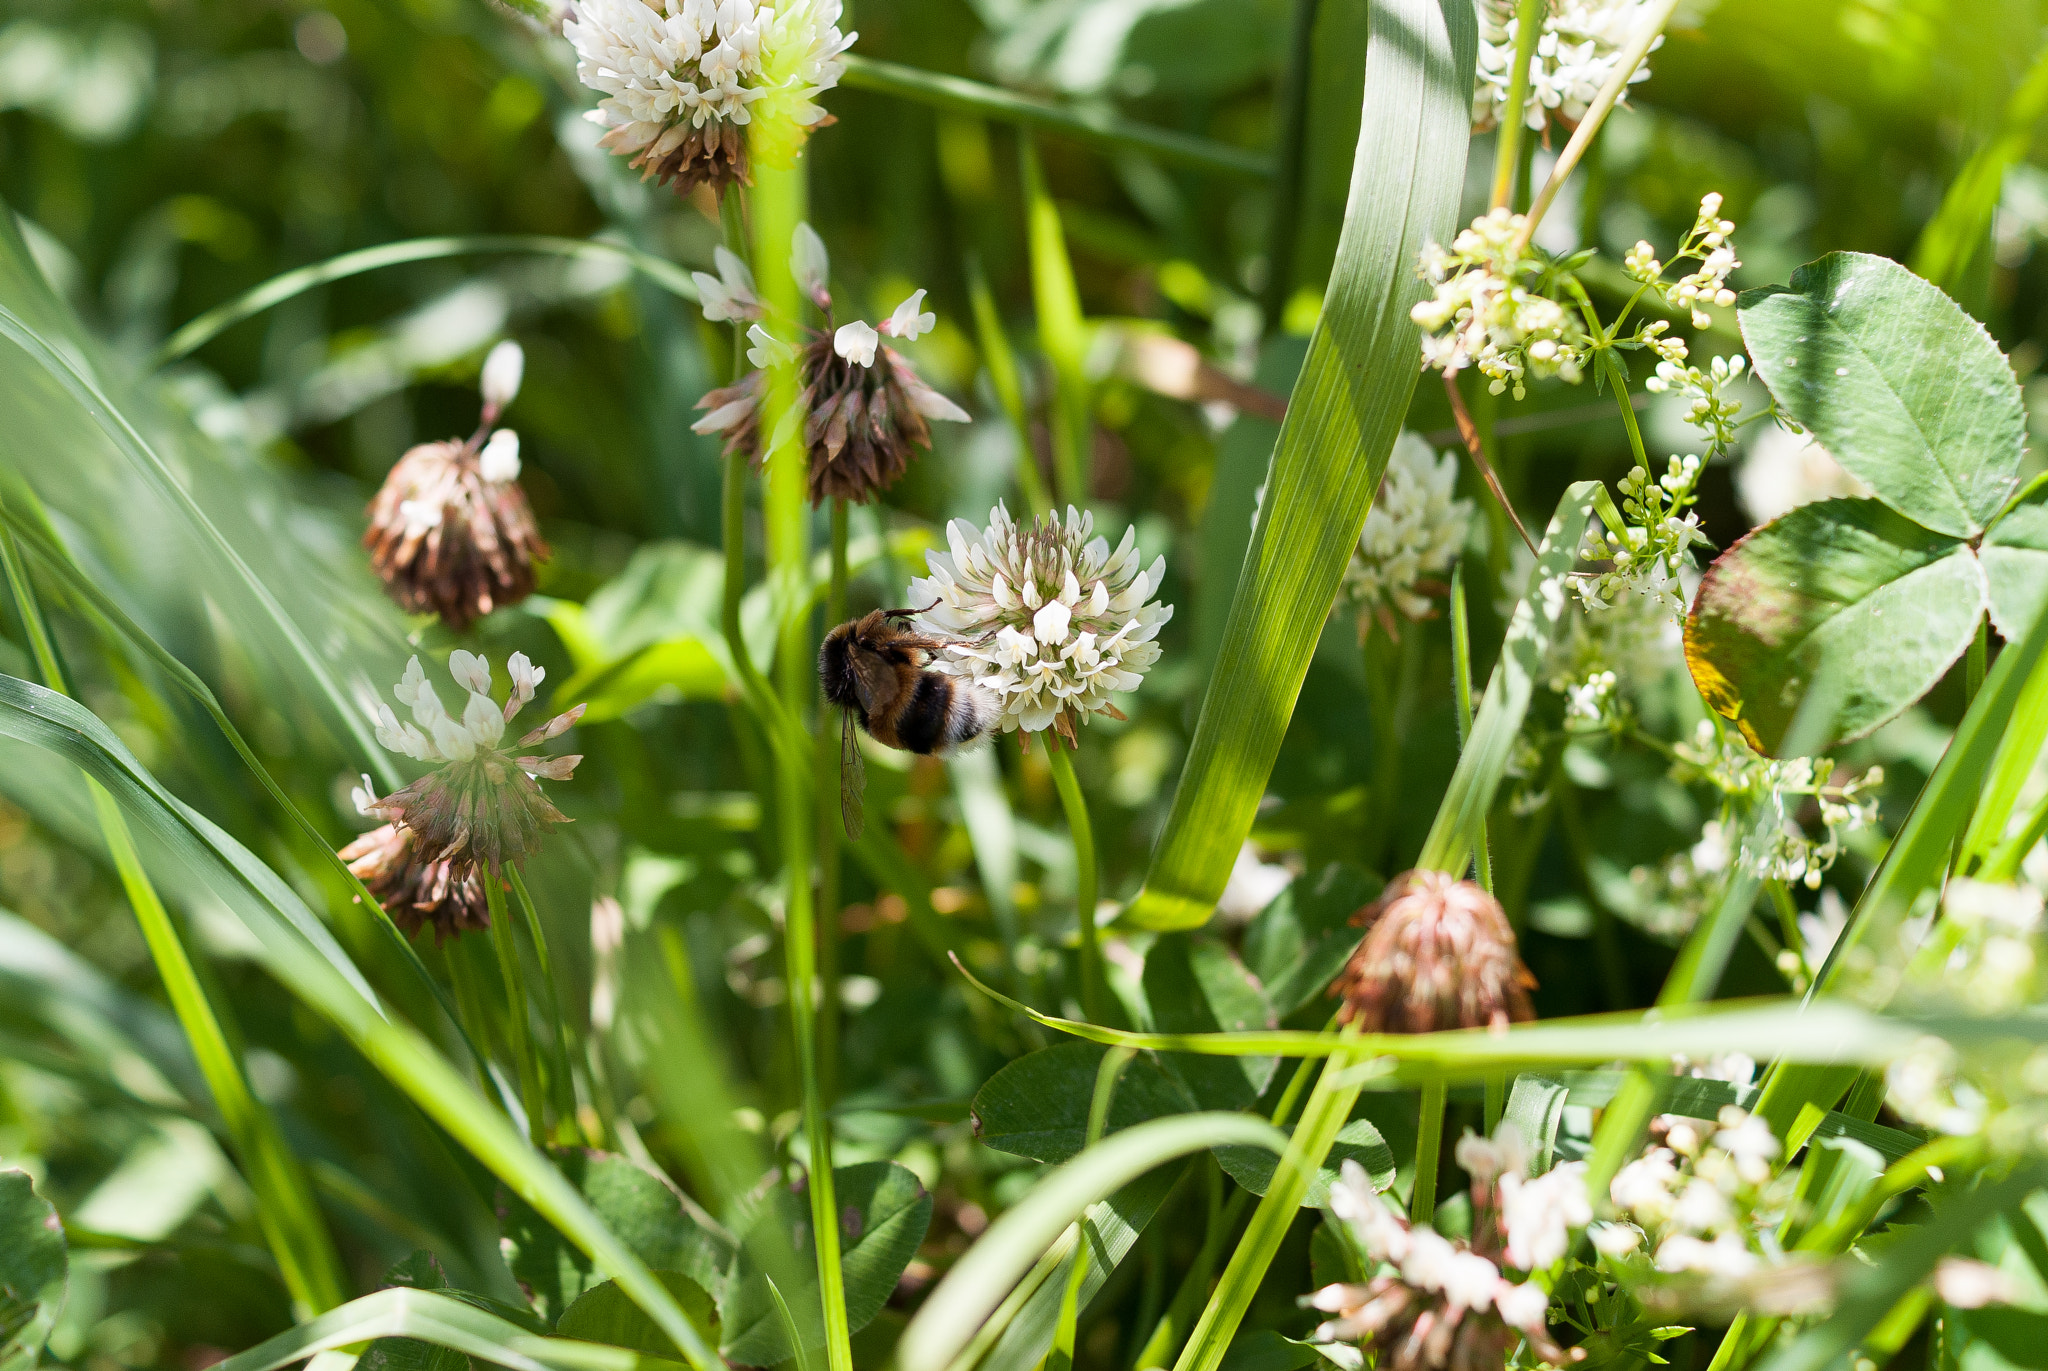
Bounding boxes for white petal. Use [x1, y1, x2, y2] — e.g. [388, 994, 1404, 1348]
[833, 319, 878, 367]
[478, 429, 521, 483]
[480, 340, 524, 410]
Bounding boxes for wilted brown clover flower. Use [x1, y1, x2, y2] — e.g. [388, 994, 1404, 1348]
[365, 340, 548, 632]
[1330, 869, 1536, 1032]
[351, 651, 585, 897]
[338, 791, 489, 945]
[692, 222, 969, 504]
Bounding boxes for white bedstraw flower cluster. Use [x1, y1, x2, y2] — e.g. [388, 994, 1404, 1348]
[1342, 431, 1473, 638]
[1625, 194, 1742, 329]
[1473, 0, 1665, 134]
[1306, 1149, 1580, 1371]
[1648, 353, 1747, 457]
[1670, 721, 1883, 889]
[1601, 1108, 1821, 1310]
[566, 0, 855, 195]
[908, 504, 1172, 745]
[1575, 456, 1710, 612]
[1412, 208, 1589, 399]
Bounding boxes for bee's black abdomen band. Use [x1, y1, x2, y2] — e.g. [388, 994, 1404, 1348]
[898, 674, 952, 754]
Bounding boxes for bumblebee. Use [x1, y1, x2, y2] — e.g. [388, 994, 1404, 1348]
[819, 609, 1000, 837]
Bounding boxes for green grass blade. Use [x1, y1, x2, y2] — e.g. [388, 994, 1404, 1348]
[838, 56, 1271, 180]
[91, 781, 349, 1315]
[951, 957, 1917, 1072]
[152, 235, 702, 367]
[0, 300, 401, 790]
[1908, 35, 2048, 301]
[1170, 1043, 1360, 1371]
[896, 1113, 1287, 1371]
[1753, 1162, 2048, 1371]
[1752, 564, 2048, 1137]
[0, 676, 721, 1371]
[1124, 0, 1478, 929]
[0, 496, 496, 1084]
[1021, 137, 1094, 508]
[209, 1287, 689, 1371]
[1416, 482, 1604, 874]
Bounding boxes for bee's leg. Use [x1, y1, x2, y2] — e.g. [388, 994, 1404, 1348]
[881, 601, 941, 620]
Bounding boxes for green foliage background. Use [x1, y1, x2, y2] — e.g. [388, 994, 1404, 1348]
[5, 0, 2048, 1368]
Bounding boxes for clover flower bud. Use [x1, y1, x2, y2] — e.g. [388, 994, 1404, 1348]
[480, 340, 524, 414]
[1330, 869, 1537, 1033]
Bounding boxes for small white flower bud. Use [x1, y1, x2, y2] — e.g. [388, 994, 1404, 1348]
[481, 340, 524, 411]
[479, 429, 522, 483]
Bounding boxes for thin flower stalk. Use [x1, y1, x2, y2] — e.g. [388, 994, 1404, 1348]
[1044, 742, 1105, 1023]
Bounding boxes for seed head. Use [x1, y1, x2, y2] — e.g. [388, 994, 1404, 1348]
[1330, 869, 1537, 1033]
[364, 351, 547, 630]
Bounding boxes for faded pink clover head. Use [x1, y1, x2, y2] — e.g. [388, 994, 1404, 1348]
[355, 651, 585, 882]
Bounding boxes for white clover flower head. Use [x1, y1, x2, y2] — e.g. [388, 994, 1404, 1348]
[791, 221, 831, 308]
[1344, 431, 1473, 632]
[481, 339, 525, 412]
[363, 652, 587, 876]
[694, 245, 762, 324]
[880, 288, 937, 341]
[1499, 1161, 1590, 1270]
[834, 319, 880, 367]
[908, 503, 1173, 743]
[567, 0, 854, 193]
[478, 429, 522, 484]
[1473, 0, 1665, 134]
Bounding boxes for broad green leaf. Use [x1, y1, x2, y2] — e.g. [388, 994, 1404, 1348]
[0, 1170, 64, 1371]
[1958, 1307, 2048, 1370]
[896, 1113, 1288, 1371]
[0, 676, 718, 1369]
[557, 1276, 717, 1361]
[718, 1162, 931, 1366]
[502, 1152, 735, 1323]
[1738, 252, 2025, 539]
[1144, 935, 1278, 1109]
[1685, 498, 1986, 755]
[1123, 0, 1478, 929]
[1983, 480, 2048, 641]
[1212, 1117, 1394, 1207]
[1240, 863, 1378, 1020]
[971, 1042, 1196, 1163]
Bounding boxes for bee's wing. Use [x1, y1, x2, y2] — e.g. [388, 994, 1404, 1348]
[840, 708, 866, 841]
[849, 645, 901, 717]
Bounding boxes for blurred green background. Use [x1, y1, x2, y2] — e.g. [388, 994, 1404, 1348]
[3, 0, 2048, 1366]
